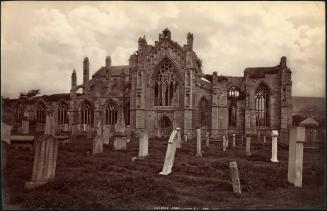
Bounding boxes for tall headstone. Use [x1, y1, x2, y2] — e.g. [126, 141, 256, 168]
[160, 129, 178, 175]
[176, 128, 182, 148]
[138, 131, 149, 158]
[263, 136, 266, 145]
[245, 134, 251, 156]
[206, 132, 210, 147]
[196, 128, 202, 157]
[103, 125, 110, 144]
[222, 135, 227, 152]
[92, 121, 103, 155]
[271, 130, 279, 162]
[226, 135, 229, 148]
[232, 134, 236, 148]
[22, 117, 29, 135]
[288, 127, 305, 188]
[114, 105, 127, 150]
[229, 161, 241, 194]
[25, 111, 58, 189]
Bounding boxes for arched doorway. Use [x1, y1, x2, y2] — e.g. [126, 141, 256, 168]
[158, 115, 173, 138]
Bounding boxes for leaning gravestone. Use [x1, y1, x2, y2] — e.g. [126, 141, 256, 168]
[288, 126, 305, 188]
[138, 131, 149, 158]
[114, 106, 127, 150]
[160, 129, 178, 175]
[196, 128, 202, 157]
[25, 111, 58, 190]
[229, 161, 241, 194]
[271, 130, 279, 163]
[92, 121, 103, 155]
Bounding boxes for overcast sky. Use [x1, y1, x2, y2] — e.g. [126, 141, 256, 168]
[1, 1, 325, 98]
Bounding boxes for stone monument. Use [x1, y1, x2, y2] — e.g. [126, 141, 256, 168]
[160, 129, 178, 175]
[92, 121, 103, 155]
[271, 130, 279, 162]
[196, 128, 202, 157]
[232, 134, 236, 148]
[113, 105, 127, 150]
[245, 134, 251, 156]
[25, 110, 58, 189]
[138, 130, 149, 158]
[229, 161, 241, 194]
[288, 126, 305, 188]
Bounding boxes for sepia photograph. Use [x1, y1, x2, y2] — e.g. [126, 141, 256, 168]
[1, 1, 325, 209]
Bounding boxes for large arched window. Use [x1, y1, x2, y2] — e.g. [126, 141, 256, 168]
[81, 101, 93, 125]
[36, 101, 46, 123]
[256, 84, 270, 126]
[229, 101, 237, 126]
[16, 103, 24, 122]
[58, 102, 69, 124]
[105, 101, 118, 125]
[154, 59, 178, 106]
[199, 98, 209, 127]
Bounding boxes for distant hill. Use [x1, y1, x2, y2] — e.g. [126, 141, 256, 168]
[291, 96, 325, 127]
[291, 96, 325, 112]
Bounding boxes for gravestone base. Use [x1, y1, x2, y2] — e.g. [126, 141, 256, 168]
[114, 135, 127, 150]
[24, 180, 48, 190]
[138, 154, 149, 159]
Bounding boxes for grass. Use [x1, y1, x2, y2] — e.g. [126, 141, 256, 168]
[2, 135, 325, 209]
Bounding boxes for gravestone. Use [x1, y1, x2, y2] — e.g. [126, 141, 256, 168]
[229, 161, 241, 194]
[257, 131, 261, 142]
[206, 132, 210, 147]
[222, 135, 227, 152]
[288, 127, 305, 188]
[232, 134, 236, 148]
[263, 136, 266, 145]
[271, 130, 279, 163]
[176, 128, 182, 148]
[25, 111, 58, 190]
[2, 122, 12, 144]
[160, 129, 178, 175]
[245, 134, 251, 156]
[103, 125, 110, 144]
[184, 134, 188, 142]
[138, 131, 149, 158]
[114, 105, 127, 150]
[226, 135, 229, 148]
[92, 121, 103, 155]
[196, 128, 202, 157]
[22, 118, 29, 135]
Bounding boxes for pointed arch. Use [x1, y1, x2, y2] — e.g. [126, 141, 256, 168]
[36, 100, 46, 123]
[57, 101, 69, 124]
[105, 100, 118, 125]
[255, 82, 270, 126]
[198, 97, 209, 128]
[153, 57, 179, 106]
[80, 100, 94, 125]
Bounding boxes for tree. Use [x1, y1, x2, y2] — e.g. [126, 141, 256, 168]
[19, 89, 40, 102]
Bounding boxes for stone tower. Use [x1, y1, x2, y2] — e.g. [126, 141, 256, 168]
[83, 57, 89, 93]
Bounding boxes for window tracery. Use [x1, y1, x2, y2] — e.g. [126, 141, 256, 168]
[36, 101, 46, 123]
[105, 102, 118, 125]
[256, 84, 269, 126]
[154, 59, 178, 106]
[81, 101, 93, 125]
[58, 102, 69, 124]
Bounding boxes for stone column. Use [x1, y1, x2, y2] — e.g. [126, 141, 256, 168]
[138, 131, 149, 158]
[232, 134, 236, 148]
[25, 111, 58, 189]
[288, 127, 305, 188]
[271, 130, 279, 163]
[196, 128, 202, 157]
[206, 132, 210, 147]
[160, 130, 178, 175]
[222, 135, 227, 151]
[229, 161, 241, 194]
[245, 134, 251, 156]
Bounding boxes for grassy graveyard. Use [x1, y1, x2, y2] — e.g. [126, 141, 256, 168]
[2, 135, 325, 209]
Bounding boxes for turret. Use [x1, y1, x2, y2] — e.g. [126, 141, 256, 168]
[83, 57, 89, 86]
[138, 35, 147, 51]
[71, 69, 77, 88]
[280, 56, 287, 69]
[162, 28, 171, 40]
[106, 56, 111, 68]
[187, 33, 193, 50]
